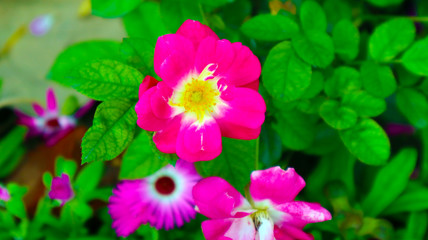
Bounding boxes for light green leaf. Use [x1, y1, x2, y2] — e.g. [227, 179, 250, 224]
[200, 0, 234, 8]
[300, 0, 327, 32]
[366, 0, 404, 7]
[91, 0, 141, 18]
[61, 95, 79, 115]
[0, 126, 26, 173]
[196, 138, 257, 192]
[320, 100, 358, 130]
[120, 38, 156, 76]
[342, 90, 386, 117]
[55, 157, 78, 179]
[262, 41, 311, 102]
[404, 211, 427, 240]
[297, 96, 324, 114]
[396, 88, 428, 129]
[66, 59, 142, 101]
[369, 18, 415, 61]
[160, 0, 204, 32]
[324, 66, 361, 98]
[360, 61, 396, 98]
[274, 110, 316, 150]
[74, 161, 104, 196]
[82, 99, 137, 164]
[301, 71, 324, 99]
[120, 131, 177, 179]
[362, 148, 417, 217]
[332, 19, 359, 61]
[241, 14, 299, 41]
[340, 119, 390, 165]
[123, 2, 170, 44]
[47, 41, 120, 82]
[292, 31, 335, 68]
[402, 37, 428, 76]
[383, 182, 428, 215]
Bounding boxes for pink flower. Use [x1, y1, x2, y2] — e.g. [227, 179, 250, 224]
[0, 185, 10, 202]
[48, 173, 74, 206]
[29, 14, 54, 36]
[15, 88, 94, 146]
[108, 159, 201, 237]
[135, 20, 266, 162]
[193, 167, 332, 240]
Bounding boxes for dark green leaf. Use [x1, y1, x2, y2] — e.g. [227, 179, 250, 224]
[0, 126, 26, 171]
[320, 100, 358, 130]
[91, 0, 141, 18]
[274, 110, 316, 150]
[383, 182, 428, 215]
[366, 0, 404, 7]
[369, 18, 415, 61]
[120, 131, 177, 179]
[259, 125, 282, 168]
[402, 37, 428, 76]
[160, 0, 204, 32]
[200, 0, 234, 8]
[396, 65, 421, 86]
[196, 138, 257, 192]
[120, 38, 155, 76]
[323, 0, 351, 24]
[342, 90, 386, 117]
[360, 61, 396, 98]
[332, 19, 359, 61]
[82, 99, 137, 164]
[74, 161, 104, 196]
[300, 0, 327, 32]
[324, 66, 361, 98]
[241, 14, 299, 41]
[396, 88, 428, 129]
[123, 2, 169, 44]
[301, 71, 324, 99]
[292, 31, 335, 68]
[305, 123, 342, 155]
[262, 41, 311, 102]
[67, 59, 142, 101]
[362, 148, 417, 217]
[340, 119, 390, 165]
[297, 96, 324, 114]
[403, 211, 427, 240]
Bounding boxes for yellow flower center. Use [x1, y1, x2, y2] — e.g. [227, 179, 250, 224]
[250, 210, 270, 230]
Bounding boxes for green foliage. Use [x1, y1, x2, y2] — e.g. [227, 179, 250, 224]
[300, 0, 327, 32]
[402, 37, 428, 76]
[396, 88, 428, 129]
[320, 100, 357, 130]
[241, 14, 299, 41]
[160, 0, 203, 32]
[383, 182, 428, 215]
[324, 66, 361, 98]
[82, 99, 137, 164]
[91, 0, 141, 18]
[0, 126, 26, 178]
[332, 20, 359, 61]
[366, 0, 404, 7]
[342, 90, 386, 117]
[274, 110, 316, 150]
[360, 61, 396, 98]
[120, 38, 156, 76]
[292, 31, 335, 68]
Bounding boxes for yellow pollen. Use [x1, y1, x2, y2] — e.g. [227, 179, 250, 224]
[250, 210, 270, 230]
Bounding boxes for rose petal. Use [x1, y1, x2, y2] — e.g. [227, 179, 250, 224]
[202, 217, 256, 240]
[176, 20, 219, 49]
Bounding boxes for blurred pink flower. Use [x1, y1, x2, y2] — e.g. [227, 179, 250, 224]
[108, 159, 201, 237]
[29, 14, 54, 36]
[0, 185, 10, 202]
[135, 20, 266, 162]
[15, 88, 94, 146]
[48, 173, 74, 206]
[385, 123, 415, 136]
[193, 167, 332, 240]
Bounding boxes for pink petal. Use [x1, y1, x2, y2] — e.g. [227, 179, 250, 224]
[48, 173, 74, 205]
[15, 109, 37, 128]
[74, 100, 95, 119]
[150, 82, 173, 119]
[194, 38, 236, 77]
[46, 88, 58, 113]
[135, 87, 171, 132]
[192, 176, 252, 219]
[139, 75, 159, 97]
[239, 80, 260, 92]
[176, 120, 222, 162]
[202, 217, 256, 240]
[249, 167, 305, 205]
[216, 87, 265, 140]
[225, 42, 261, 88]
[153, 115, 182, 154]
[274, 202, 332, 228]
[274, 225, 314, 240]
[175, 158, 201, 180]
[154, 34, 195, 88]
[176, 20, 219, 49]
[32, 103, 45, 117]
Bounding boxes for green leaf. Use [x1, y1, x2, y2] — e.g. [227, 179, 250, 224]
[366, 0, 404, 7]
[396, 88, 428, 128]
[297, 96, 324, 114]
[241, 14, 299, 41]
[82, 99, 137, 164]
[196, 138, 257, 193]
[91, 0, 141, 18]
[66, 59, 142, 101]
[123, 2, 170, 44]
[259, 125, 282, 168]
[74, 161, 104, 196]
[404, 211, 427, 240]
[301, 71, 324, 99]
[200, 0, 234, 8]
[383, 182, 428, 215]
[262, 41, 311, 102]
[160, 0, 204, 32]
[55, 157, 78, 179]
[324, 66, 361, 98]
[120, 38, 156, 76]
[396, 65, 421, 86]
[120, 131, 177, 179]
[42, 172, 53, 189]
[320, 100, 358, 130]
[305, 123, 342, 155]
[300, 0, 327, 32]
[342, 90, 386, 117]
[274, 110, 316, 150]
[47, 41, 120, 81]
[0, 126, 26, 174]
[61, 95, 79, 115]
[292, 31, 335, 68]
[323, 0, 352, 24]
[340, 119, 390, 165]
[362, 148, 417, 217]
[360, 61, 396, 98]
[369, 18, 415, 61]
[332, 19, 359, 61]
[6, 183, 28, 219]
[402, 37, 428, 76]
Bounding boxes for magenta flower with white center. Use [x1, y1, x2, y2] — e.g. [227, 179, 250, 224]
[0, 185, 10, 202]
[15, 88, 94, 146]
[193, 167, 332, 240]
[108, 159, 201, 237]
[48, 173, 74, 206]
[135, 20, 266, 162]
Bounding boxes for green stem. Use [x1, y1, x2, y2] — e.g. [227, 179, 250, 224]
[255, 137, 260, 170]
[362, 15, 428, 23]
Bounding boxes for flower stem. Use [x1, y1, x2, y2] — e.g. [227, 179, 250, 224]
[255, 137, 260, 170]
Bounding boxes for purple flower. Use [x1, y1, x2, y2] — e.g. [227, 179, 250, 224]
[29, 14, 53, 36]
[0, 186, 10, 202]
[48, 173, 74, 206]
[108, 159, 201, 237]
